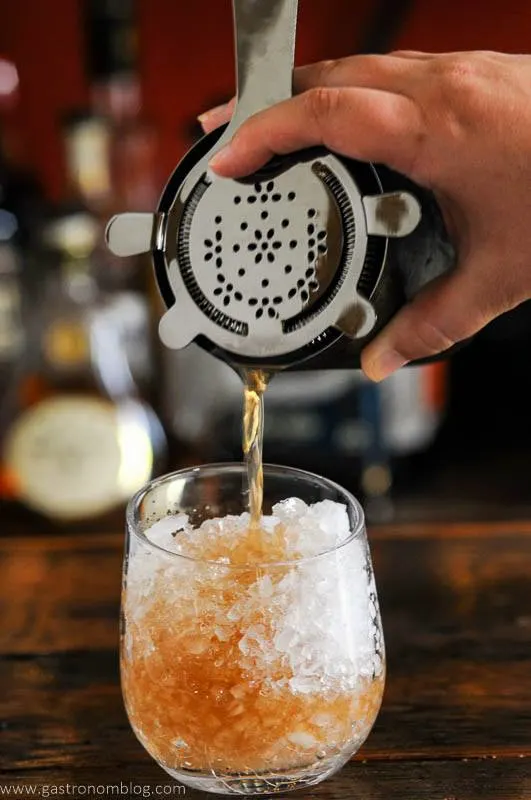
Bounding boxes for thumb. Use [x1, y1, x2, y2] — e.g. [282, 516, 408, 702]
[361, 262, 505, 382]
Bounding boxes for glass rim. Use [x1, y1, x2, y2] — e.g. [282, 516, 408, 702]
[126, 462, 366, 569]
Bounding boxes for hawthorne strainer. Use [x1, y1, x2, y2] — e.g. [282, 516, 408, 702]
[106, 0, 454, 369]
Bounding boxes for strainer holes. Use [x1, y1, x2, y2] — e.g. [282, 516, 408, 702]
[288, 288, 297, 299]
[238, 268, 246, 277]
[308, 239, 315, 249]
[227, 283, 234, 291]
[308, 208, 316, 218]
[261, 242, 268, 251]
[214, 287, 223, 296]
[317, 230, 326, 240]
[301, 290, 309, 302]
[273, 296, 282, 305]
[256, 308, 264, 319]
[261, 194, 268, 202]
[248, 243, 257, 251]
[307, 224, 315, 235]
[261, 211, 268, 220]
[272, 193, 281, 202]
[234, 196, 241, 205]
[241, 222, 248, 231]
[289, 240, 297, 249]
[272, 241, 281, 250]
[267, 252, 275, 263]
[281, 219, 289, 228]
[205, 252, 213, 262]
[223, 296, 230, 307]
[233, 244, 240, 253]
[297, 279, 304, 288]
[268, 307, 276, 318]
[217, 274, 225, 283]
[215, 231, 222, 241]
[254, 182, 262, 192]
[284, 265, 292, 274]
[261, 279, 269, 288]
[255, 253, 263, 264]
[215, 245, 222, 253]
[266, 181, 275, 191]
[254, 230, 262, 240]
[215, 216, 222, 224]
[288, 191, 296, 201]
[305, 268, 314, 278]
[309, 280, 319, 291]
[216, 257, 223, 268]
[204, 238, 213, 247]
[318, 243, 327, 254]
[235, 291, 243, 301]
[262, 298, 269, 306]
[308, 251, 315, 262]
[247, 195, 257, 204]
[249, 297, 258, 306]
[267, 228, 274, 239]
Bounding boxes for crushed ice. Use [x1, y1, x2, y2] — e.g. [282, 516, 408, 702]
[126, 497, 383, 690]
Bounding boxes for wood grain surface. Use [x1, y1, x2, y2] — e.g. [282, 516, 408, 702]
[2, 522, 531, 798]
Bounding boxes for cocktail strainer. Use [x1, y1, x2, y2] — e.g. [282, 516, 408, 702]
[106, 0, 455, 369]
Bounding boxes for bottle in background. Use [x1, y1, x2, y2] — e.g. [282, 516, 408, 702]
[0, 210, 165, 525]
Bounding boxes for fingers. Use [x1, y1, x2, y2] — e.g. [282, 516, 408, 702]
[198, 97, 236, 133]
[209, 87, 424, 177]
[360, 261, 506, 381]
[294, 52, 418, 93]
[198, 52, 423, 133]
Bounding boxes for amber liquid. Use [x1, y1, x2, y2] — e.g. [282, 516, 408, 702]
[241, 369, 269, 527]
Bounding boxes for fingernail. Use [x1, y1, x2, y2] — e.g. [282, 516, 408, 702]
[197, 103, 228, 124]
[367, 349, 407, 382]
[209, 143, 233, 172]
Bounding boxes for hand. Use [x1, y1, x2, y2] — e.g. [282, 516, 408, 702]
[199, 52, 531, 381]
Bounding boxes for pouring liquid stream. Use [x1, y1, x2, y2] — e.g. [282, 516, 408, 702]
[241, 369, 270, 528]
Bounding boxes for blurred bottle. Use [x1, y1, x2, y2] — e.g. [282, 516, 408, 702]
[62, 109, 155, 399]
[0, 122, 47, 412]
[0, 210, 165, 524]
[82, 0, 162, 405]
[0, 230, 24, 390]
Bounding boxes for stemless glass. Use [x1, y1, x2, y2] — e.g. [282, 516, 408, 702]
[121, 463, 385, 795]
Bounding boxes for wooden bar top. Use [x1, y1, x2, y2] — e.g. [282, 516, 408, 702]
[2, 520, 531, 798]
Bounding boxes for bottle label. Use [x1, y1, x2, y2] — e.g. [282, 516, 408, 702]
[44, 321, 89, 369]
[3, 396, 153, 520]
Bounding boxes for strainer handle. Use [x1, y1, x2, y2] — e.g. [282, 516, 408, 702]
[223, 0, 298, 136]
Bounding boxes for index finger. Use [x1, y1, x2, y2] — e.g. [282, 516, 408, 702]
[209, 86, 425, 180]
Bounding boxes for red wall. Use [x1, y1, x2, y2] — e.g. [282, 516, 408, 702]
[1, 0, 530, 200]
[137, 0, 374, 184]
[395, 0, 531, 52]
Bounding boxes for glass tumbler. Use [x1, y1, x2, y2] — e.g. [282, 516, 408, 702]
[121, 463, 385, 795]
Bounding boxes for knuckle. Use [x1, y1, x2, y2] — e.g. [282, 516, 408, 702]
[414, 318, 457, 355]
[434, 55, 480, 98]
[355, 53, 383, 70]
[304, 86, 341, 128]
[317, 59, 339, 82]
[389, 49, 411, 58]
[399, 318, 458, 361]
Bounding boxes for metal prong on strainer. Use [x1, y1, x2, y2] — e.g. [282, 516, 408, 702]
[105, 213, 158, 257]
[363, 193, 422, 238]
[335, 298, 378, 340]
